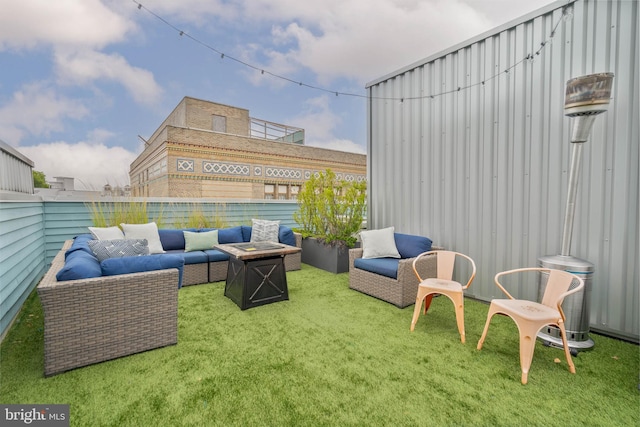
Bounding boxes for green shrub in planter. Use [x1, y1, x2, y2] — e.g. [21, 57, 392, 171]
[293, 169, 366, 248]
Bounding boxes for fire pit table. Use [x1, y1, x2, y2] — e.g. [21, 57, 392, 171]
[215, 242, 302, 310]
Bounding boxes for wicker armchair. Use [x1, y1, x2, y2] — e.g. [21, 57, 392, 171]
[348, 247, 439, 308]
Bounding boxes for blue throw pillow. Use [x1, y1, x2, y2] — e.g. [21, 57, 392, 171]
[394, 233, 432, 259]
[278, 226, 296, 246]
[101, 254, 185, 288]
[217, 226, 244, 244]
[56, 250, 102, 281]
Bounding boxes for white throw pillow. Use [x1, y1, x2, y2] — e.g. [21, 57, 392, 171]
[250, 219, 280, 242]
[360, 227, 401, 259]
[120, 222, 165, 254]
[88, 226, 125, 240]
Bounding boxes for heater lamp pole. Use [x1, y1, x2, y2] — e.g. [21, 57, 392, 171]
[561, 142, 583, 256]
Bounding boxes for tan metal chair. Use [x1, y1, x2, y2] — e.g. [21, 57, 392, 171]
[476, 267, 585, 384]
[410, 251, 476, 343]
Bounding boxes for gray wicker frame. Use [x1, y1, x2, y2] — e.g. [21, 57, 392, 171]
[348, 247, 438, 308]
[37, 240, 179, 376]
[183, 263, 209, 286]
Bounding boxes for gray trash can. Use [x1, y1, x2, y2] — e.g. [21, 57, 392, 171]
[537, 254, 594, 352]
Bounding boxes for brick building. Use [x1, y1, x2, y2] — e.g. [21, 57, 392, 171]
[129, 97, 366, 199]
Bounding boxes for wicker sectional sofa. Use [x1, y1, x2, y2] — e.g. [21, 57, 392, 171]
[37, 225, 301, 376]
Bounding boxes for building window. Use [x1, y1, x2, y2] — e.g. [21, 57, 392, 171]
[278, 185, 288, 200]
[264, 184, 275, 199]
[212, 115, 226, 132]
[290, 185, 300, 200]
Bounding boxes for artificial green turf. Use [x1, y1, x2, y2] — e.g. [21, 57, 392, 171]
[1, 264, 638, 426]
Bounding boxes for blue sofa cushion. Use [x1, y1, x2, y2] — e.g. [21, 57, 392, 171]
[241, 225, 252, 242]
[64, 234, 95, 258]
[394, 233, 432, 259]
[203, 249, 230, 262]
[354, 257, 400, 279]
[56, 249, 102, 281]
[217, 226, 244, 244]
[159, 229, 185, 251]
[278, 226, 296, 246]
[163, 249, 208, 265]
[101, 254, 185, 288]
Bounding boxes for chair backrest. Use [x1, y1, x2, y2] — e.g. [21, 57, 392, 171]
[540, 269, 584, 309]
[494, 268, 584, 309]
[436, 251, 457, 280]
[413, 250, 476, 288]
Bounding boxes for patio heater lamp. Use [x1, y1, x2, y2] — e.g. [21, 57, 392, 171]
[538, 72, 614, 353]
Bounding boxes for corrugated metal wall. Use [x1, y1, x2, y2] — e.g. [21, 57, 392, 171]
[0, 140, 34, 194]
[366, 0, 638, 341]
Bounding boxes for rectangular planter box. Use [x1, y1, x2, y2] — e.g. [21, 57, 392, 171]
[301, 237, 359, 274]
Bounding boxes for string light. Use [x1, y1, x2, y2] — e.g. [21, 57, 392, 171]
[131, 0, 573, 102]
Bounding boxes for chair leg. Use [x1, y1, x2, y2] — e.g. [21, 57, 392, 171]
[423, 294, 435, 314]
[477, 304, 497, 350]
[518, 323, 541, 385]
[557, 321, 577, 374]
[452, 292, 465, 344]
[410, 286, 431, 332]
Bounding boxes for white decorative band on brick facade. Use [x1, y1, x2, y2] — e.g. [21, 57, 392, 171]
[265, 167, 302, 179]
[203, 161, 250, 175]
[177, 159, 195, 172]
[254, 166, 262, 176]
[304, 169, 365, 183]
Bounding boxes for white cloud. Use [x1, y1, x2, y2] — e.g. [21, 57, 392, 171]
[19, 140, 137, 190]
[0, 83, 88, 145]
[221, 0, 553, 85]
[228, 0, 492, 84]
[290, 95, 365, 154]
[0, 0, 133, 51]
[0, 0, 160, 106]
[54, 49, 163, 106]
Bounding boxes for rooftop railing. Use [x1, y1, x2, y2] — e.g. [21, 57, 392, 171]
[250, 118, 304, 144]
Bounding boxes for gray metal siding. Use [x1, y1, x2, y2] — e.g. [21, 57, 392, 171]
[366, 0, 638, 341]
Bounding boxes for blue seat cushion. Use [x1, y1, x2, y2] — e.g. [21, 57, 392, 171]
[101, 254, 185, 288]
[56, 249, 102, 281]
[278, 226, 296, 246]
[354, 257, 400, 279]
[394, 233, 432, 259]
[203, 249, 230, 263]
[163, 249, 208, 265]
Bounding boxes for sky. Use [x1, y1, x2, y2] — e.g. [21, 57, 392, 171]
[0, 0, 555, 190]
